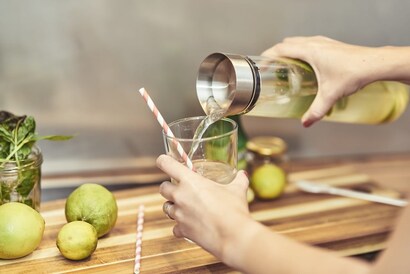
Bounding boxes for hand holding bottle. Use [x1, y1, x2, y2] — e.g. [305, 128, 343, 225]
[262, 36, 410, 126]
[156, 37, 410, 274]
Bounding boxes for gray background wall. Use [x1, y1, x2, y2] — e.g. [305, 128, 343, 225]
[1, 1, 409, 171]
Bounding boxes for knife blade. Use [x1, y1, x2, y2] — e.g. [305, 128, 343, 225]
[295, 180, 408, 207]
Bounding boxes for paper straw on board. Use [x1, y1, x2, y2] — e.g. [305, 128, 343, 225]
[134, 204, 145, 274]
[138, 87, 194, 170]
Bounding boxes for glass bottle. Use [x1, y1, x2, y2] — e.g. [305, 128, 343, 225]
[0, 145, 42, 211]
[196, 53, 409, 124]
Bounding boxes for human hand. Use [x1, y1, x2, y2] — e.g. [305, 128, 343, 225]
[156, 154, 252, 259]
[262, 36, 379, 126]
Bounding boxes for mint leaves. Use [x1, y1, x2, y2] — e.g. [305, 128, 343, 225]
[0, 111, 72, 208]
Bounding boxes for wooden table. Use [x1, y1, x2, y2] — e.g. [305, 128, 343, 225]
[1, 153, 409, 273]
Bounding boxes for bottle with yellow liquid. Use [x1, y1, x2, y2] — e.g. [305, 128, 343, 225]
[196, 53, 409, 124]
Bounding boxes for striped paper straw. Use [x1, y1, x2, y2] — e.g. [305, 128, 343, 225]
[138, 87, 194, 170]
[134, 205, 145, 274]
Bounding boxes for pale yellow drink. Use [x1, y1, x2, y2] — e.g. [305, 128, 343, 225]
[248, 81, 409, 124]
[193, 160, 236, 184]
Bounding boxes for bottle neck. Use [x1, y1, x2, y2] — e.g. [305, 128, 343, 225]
[196, 53, 258, 117]
[196, 53, 318, 118]
[240, 56, 261, 115]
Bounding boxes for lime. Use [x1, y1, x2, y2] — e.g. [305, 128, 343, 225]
[0, 202, 45, 259]
[205, 143, 229, 162]
[276, 57, 314, 73]
[65, 184, 118, 238]
[238, 158, 247, 170]
[250, 164, 286, 199]
[56, 221, 98, 260]
[246, 187, 255, 203]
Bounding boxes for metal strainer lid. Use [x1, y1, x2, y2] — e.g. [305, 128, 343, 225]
[246, 136, 287, 156]
[196, 53, 258, 116]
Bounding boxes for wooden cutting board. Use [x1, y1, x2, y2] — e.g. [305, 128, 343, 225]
[0, 166, 404, 273]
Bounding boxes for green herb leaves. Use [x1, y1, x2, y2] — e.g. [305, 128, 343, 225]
[0, 111, 72, 209]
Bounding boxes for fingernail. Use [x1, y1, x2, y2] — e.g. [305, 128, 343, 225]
[243, 170, 249, 178]
[302, 119, 313, 127]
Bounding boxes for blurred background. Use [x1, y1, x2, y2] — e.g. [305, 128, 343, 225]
[1, 0, 410, 174]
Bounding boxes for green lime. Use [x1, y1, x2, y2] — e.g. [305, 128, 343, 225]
[56, 221, 98, 260]
[247, 187, 255, 203]
[0, 202, 45, 259]
[65, 184, 118, 238]
[277, 57, 314, 73]
[205, 143, 229, 162]
[250, 164, 286, 199]
[238, 158, 247, 170]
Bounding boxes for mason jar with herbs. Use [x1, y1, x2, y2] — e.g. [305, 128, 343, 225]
[0, 146, 43, 210]
[0, 111, 72, 211]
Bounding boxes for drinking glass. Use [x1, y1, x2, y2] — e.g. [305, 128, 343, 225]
[163, 116, 237, 184]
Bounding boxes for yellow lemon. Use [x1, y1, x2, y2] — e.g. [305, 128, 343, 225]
[56, 221, 98, 260]
[65, 183, 118, 238]
[0, 202, 45, 259]
[250, 164, 286, 199]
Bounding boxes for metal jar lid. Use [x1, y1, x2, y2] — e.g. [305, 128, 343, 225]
[246, 136, 287, 156]
[196, 53, 259, 116]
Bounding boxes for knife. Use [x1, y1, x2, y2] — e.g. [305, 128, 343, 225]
[295, 180, 408, 207]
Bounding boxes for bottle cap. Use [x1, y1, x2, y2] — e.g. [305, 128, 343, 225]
[246, 136, 287, 156]
[196, 53, 259, 116]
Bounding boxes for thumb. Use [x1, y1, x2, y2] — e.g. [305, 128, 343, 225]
[228, 170, 249, 196]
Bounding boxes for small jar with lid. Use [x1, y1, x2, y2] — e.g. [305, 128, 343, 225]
[246, 136, 288, 199]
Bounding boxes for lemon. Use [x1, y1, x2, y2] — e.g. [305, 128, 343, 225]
[65, 184, 118, 238]
[56, 221, 98, 260]
[250, 164, 286, 199]
[0, 202, 45, 259]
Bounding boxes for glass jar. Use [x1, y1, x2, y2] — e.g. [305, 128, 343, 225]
[246, 136, 288, 182]
[0, 145, 43, 211]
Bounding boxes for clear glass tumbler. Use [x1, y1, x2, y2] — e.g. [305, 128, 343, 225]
[163, 116, 237, 184]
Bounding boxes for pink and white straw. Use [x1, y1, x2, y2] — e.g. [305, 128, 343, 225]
[134, 204, 145, 274]
[138, 87, 194, 170]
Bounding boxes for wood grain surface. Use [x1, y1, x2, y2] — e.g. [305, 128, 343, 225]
[0, 164, 406, 273]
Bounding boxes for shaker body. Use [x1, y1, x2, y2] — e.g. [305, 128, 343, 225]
[246, 56, 318, 118]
